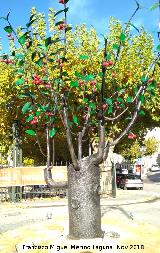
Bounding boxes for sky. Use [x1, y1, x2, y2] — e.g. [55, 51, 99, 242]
[0, 0, 159, 53]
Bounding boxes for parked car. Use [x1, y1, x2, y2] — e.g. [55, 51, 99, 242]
[119, 174, 143, 190]
[116, 174, 128, 188]
[150, 164, 160, 172]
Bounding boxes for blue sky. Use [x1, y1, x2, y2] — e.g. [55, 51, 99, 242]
[0, 0, 159, 53]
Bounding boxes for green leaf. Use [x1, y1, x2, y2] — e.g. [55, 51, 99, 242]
[126, 96, 132, 103]
[75, 71, 81, 77]
[54, 7, 69, 17]
[4, 25, 13, 33]
[64, 0, 69, 3]
[98, 72, 103, 77]
[65, 26, 72, 32]
[149, 2, 159, 11]
[52, 38, 61, 44]
[22, 102, 31, 114]
[18, 94, 30, 99]
[26, 115, 34, 122]
[16, 78, 25, 86]
[55, 21, 64, 26]
[119, 103, 125, 107]
[73, 115, 79, 125]
[138, 110, 145, 116]
[83, 97, 88, 103]
[42, 76, 48, 81]
[18, 34, 27, 45]
[35, 59, 43, 67]
[26, 19, 36, 28]
[36, 111, 41, 116]
[45, 37, 52, 47]
[85, 74, 94, 81]
[141, 75, 149, 83]
[31, 52, 37, 61]
[120, 33, 126, 42]
[105, 53, 111, 60]
[49, 128, 57, 138]
[79, 55, 89, 60]
[15, 54, 24, 59]
[129, 23, 139, 32]
[156, 44, 160, 51]
[134, 87, 138, 94]
[139, 94, 145, 103]
[16, 68, 24, 74]
[18, 60, 24, 67]
[89, 102, 96, 109]
[25, 129, 36, 136]
[108, 106, 113, 114]
[29, 14, 35, 21]
[117, 88, 125, 94]
[68, 121, 73, 127]
[96, 83, 101, 91]
[148, 81, 157, 91]
[105, 98, 113, 105]
[21, 85, 29, 89]
[112, 43, 119, 50]
[62, 71, 68, 76]
[70, 80, 78, 88]
[117, 97, 124, 103]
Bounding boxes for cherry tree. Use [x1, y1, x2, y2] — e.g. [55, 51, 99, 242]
[1, 0, 160, 239]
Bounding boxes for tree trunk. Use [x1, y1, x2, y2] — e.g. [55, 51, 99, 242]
[67, 157, 103, 239]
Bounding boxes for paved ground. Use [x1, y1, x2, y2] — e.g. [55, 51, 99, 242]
[0, 171, 160, 234]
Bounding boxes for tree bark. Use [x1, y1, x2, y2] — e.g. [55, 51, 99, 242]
[67, 157, 103, 239]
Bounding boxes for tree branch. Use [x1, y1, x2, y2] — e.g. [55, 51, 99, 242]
[44, 166, 68, 188]
[78, 132, 82, 161]
[46, 126, 50, 167]
[35, 131, 46, 157]
[82, 106, 91, 137]
[90, 122, 105, 165]
[63, 107, 79, 170]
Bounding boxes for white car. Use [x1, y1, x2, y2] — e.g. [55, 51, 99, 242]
[119, 174, 143, 190]
[150, 164, 160, 172]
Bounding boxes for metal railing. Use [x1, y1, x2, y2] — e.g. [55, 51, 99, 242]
[0, 186, 67, 202]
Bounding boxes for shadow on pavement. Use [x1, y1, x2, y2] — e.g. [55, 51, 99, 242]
[101, 196, 160, 220]
[147, 172, 160, 183]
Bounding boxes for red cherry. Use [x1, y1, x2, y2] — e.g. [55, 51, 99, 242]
[58, 23, 66, 30]
[128, 133, 137, 139]
[59, 63, 64, 67]
[30, 119, 37, 125]
[7, 33, 11, 37]
[78, 80, 84, 86]
[112, 72, 116, 78]
[90, 80, 96, 86]
[45, 83, 52, 89]
[7, 59, 12, 64]
[59, 0, 65, 3]
[10, 37, 14, 41]
[101, 103, 107, 110]
[108, 60, 113, 66]
[56, 58, 62, 63]
[148, 77, 154, 83]
[102, 61, 109, 67]
[5, 59, 9, 64]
